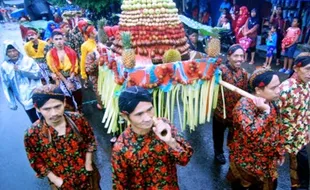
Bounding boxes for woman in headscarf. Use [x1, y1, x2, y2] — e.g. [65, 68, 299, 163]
[243, 8, 260, 65]
[234, 6, 249, 43]
[43, 21, 59, 41]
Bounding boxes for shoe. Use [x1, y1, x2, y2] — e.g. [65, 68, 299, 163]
[214, 153, 226, 165]
[97, 103, 103, 110]
[110, 137, 118, 146]
[279, 68, 286, 73]
[284, 69, 293, 75]
[110, 137, 117, 143]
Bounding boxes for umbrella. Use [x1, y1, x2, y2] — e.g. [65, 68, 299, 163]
[21, 20, 48, 30]
[10, 8, 25, 19]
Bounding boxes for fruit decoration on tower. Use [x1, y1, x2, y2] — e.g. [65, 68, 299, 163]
[112, 0, 190, 65]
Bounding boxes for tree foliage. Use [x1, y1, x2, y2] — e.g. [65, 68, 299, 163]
[48, 0, 122, 13]
[48, 0, 67, 7]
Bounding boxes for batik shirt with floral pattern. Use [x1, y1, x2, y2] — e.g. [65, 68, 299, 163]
[111, 119, 193, 190]
[230, 97, 284, 180]
[24, 112, 97, 189]
[69, 27, 85, 56]
[278, 73, 310, 154]
[214, 63, 248, 122]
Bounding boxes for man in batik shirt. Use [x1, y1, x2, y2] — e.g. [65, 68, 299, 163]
[213, 44, 248, 164]
[46, 30, 83, 112]
[24, 29, 50, 84]
[228, 69, 284, 190]
[278, 53, 310, 190]
[24, 84, 100, 189]
[112, 86, 193, 190]
[71, 19, 89, 56]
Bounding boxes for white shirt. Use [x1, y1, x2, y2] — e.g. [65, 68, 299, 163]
[222, 22, 231, 30]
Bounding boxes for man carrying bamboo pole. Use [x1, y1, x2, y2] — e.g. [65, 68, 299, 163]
[277, 53, 310, 190]
[24, 84, 101, 189]
[213, 44, 248, 164]
[227, 69, 285, 190]
[111, 86, 193, 189]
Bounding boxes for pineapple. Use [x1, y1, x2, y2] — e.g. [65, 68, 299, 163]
[206, 37, 221, 57]
[121, 32, 136, 69]
[97, 18, 108, 44]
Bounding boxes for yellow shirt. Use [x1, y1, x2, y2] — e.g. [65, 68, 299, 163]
[24, 40, 47, 59]
[80, 38, 97, 79]
[46, 51, 79, 75]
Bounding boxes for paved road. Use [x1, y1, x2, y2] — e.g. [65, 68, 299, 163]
[0, 22, 308, 190]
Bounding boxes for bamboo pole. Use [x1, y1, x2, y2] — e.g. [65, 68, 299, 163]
[219, 80, 256, 100]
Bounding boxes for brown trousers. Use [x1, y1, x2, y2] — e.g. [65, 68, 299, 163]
[227, 162, 278, 190]
[50, 165, 101, 190]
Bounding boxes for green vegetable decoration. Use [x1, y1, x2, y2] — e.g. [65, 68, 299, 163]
[162, 49, 182, 63]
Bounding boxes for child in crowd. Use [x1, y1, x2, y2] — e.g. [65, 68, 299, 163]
[222, 17, 231, 30]
[217, 8, 231, 27]
[279, 17, 301, 75]
[264, 25, 278, 68]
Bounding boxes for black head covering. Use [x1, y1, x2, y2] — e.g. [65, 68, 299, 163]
[248, 8, 259, 29]
[32, 85, 65, 109]
[249, 69, 276, 92]
[294, 53, 310, 67]
[227, 44, 244, 56]
[118, 86, 153, 115]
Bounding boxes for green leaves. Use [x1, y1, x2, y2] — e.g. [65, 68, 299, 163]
[49, 0, 121, 13]
[74, 0, 121, 13]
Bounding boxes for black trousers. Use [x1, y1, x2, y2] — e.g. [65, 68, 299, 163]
[290, 146, 309, 189]
[212, 117, 232, 155]
[25, 108, 39, 123]
[276, 32, 283, 60]
[65, 89, 83, 112]
[72, 89, 83, 111]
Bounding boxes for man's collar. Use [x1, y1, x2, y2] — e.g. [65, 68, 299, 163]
[226, 62, 238, 72]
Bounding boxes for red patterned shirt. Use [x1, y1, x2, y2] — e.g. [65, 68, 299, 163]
[24, 112, 97, 189]
[230, 97, 284, 180]
[112, 120, 193, 190]
[278, 73, 310, 154]
[214, 63, 248, 122]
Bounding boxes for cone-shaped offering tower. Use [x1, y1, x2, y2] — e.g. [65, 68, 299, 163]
[112, 0, 190, 64]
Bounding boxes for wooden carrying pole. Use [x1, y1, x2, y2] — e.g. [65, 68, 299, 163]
[219, 80, 256, 100]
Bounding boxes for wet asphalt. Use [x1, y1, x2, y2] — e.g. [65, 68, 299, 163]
[0, 23, 309, 190]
